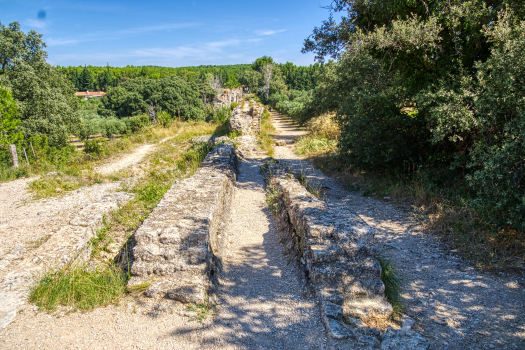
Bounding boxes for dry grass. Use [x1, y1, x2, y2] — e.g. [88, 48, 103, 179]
[258, 109, 275, 157]
[305, 113, 340, 139]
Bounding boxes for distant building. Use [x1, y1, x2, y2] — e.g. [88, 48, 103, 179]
[74, 90, 106, 100]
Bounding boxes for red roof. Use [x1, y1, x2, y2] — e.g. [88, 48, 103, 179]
[75, 91, 106, 96]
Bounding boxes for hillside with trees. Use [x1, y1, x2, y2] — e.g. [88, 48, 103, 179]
[263, 0, 525, 257]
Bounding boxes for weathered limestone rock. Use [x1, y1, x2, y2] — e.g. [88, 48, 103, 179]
[128, 143, 237, 304]
[0, 191, 133, 328]
[229, 114, 254, 135]
[380, 329, 430, 350]
[214, 88, 243, 108]
[192, 135, 232, 145]
[275, 140, 286, 146]
[263, 161, 392, 338]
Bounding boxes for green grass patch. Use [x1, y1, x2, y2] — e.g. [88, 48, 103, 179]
[29, 264, 127, 312]
[258, 109, 275, 157]
[28, 173, 107, 199]
[265, 183, 281, 215]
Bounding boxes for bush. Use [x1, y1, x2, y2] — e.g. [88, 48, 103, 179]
[124, 114, 150, 133]
[305, 114, 339, 139]
[84, 139, 104, 155]
[157, 110, 172, 128]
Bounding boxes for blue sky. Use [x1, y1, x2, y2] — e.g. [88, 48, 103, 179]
[1, 0, 333, 67]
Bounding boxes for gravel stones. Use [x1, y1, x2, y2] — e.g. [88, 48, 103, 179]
[380, 328, 430, 350]
[128, 142, 238, 304]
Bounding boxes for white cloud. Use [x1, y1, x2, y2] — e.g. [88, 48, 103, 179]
[45, 38, 80, 47]
[117, 23, 201, 35]
[131, 39, 243, 60]
[255, 29, 285, 36]
[25, 19, 48, 30]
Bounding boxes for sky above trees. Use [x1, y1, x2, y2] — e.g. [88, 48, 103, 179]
[1, 0, 332, 67]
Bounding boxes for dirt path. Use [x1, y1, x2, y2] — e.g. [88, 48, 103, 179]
[95, 138, 171, 175]
[269, 111, 525, 350]
[203, 151, 333, 349]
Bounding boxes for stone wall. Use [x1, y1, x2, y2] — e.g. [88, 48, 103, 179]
[229, 104, 263, 136]
[263, 162, 393, 340]
[214, 88, 243, 108]
[128, 142, 237, 304]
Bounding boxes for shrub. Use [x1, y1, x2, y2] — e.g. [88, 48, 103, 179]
[84, 139, 104, 155]
[157, 110, 172, 128]
[305, 113, 339, 139]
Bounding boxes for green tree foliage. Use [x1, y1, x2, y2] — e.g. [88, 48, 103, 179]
[298, 1, 525, 232]
[0, 86, 22, 147]
[0, 21, 81, 147]
[239, 70, 262, 93]
[79, 65, 94, 91]
[99, 76, 205, 120]
[60, 64, 254, 92]
[225, 74, 241, 89]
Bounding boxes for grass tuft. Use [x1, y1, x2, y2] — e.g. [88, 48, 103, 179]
[258, 109, 275, 157]
[29, 264, 127, 312]
[186, 302, 215, 324]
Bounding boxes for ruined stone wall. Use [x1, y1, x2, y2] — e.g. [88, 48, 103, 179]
[248, 105, 262, 134]
[214, 88, 243, 108]
[263, 162, 392, 340]
[229, 104, 263, 135]
[128, 142, 237, 304]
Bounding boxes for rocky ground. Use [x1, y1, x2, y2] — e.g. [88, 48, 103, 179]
[270, 112, 525, 350]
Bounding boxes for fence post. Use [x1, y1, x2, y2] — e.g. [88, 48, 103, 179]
[23, 147, 29, 165]
[9, 144, 19, 168]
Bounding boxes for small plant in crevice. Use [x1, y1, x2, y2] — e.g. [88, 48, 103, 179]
[265, 183, 281, 216]
[228, 130, 242, 139]
[376, 256, 403, 322]
[293, 171, 324, 199]
[186, 301, 215, 324]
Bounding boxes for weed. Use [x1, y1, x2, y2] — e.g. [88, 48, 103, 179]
[376, 256, 403, 322]
[26, 234, 51, 249]
[265, 184, 281, 215]
[29, 264, 127, 312]
[186, 301, 215, 323]
[126, 282, 151, 294]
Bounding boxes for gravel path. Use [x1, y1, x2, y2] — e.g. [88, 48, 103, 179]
[270, 111, 525, 350]
[95, 138, 170, 176]
[205, 151, 332, 349]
